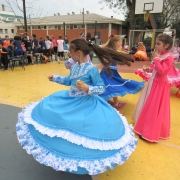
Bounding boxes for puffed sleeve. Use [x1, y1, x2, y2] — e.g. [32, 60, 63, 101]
[88, 67, 105, 95]
[154, 56, 173, 75]
[148, 64, 155, 72]
[52, 75, 71, 86]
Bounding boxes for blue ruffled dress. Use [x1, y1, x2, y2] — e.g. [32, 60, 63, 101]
[99, 61, 145, 101]
[16, 62, 137, 175]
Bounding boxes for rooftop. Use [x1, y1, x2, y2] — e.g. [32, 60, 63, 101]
[15, 13, 124, 25]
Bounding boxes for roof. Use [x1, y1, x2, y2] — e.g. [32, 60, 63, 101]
[14, 13, 124, 26]
[0, 11, 23, 19]
[0, 10, 15, 16]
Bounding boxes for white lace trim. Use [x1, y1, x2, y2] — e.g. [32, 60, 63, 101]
[22, 101, 136, 151]
[16, 116, 137, 175]
[70, 63, 94, 80]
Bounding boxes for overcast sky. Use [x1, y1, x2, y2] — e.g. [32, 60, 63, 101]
[1, 0, 124, 20]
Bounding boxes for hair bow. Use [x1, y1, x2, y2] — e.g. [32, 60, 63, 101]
[88, 40, 94, 46]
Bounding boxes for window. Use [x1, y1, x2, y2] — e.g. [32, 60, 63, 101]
[73, 25, 77, 29]
[11, 29, 14, 33]
[70, 24, 73, 29]
[112, 24, 119, 30]
[8, 18, 15, 21]
[87, 24, 95, 29]
[44, 26, 46, 29]
[28, 26, 30, 29]
[99, 23, 108, 29]
[5, 29, 8, 33]
[66, 25, 70, 29]
[77, 24, 84, 29]
[0, 29, 3, 33]
[58, 25, 61, 29]
[38, 26, 41, 29]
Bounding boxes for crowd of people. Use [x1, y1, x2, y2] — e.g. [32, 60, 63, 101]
[0, 33, 70, 71]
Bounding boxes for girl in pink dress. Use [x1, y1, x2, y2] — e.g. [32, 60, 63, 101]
[135, 41, 180, 95]
[132, 34, 174, 142]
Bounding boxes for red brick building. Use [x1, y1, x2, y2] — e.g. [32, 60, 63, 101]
[15, 13, 127, 44]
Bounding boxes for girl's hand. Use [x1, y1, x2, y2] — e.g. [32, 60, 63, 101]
[65, 65, 71, 69]
[152, 49, 160, 59]
[76, 80, 89, 92]
[48, 75, 53, 81]
[143, 67, 149, 72]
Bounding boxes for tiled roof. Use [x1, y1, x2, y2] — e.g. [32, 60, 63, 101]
[15, 13, 124, 25]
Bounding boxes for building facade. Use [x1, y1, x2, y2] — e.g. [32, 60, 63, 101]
[15, 13, 128, 43]
[0, 22, 17, 38]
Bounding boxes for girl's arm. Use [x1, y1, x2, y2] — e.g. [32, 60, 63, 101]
[48, 74, 71, 86]
[154, 56, 174, 75]
[88, 67, 105, 95]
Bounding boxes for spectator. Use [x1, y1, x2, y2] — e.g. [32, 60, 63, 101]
[51, 35, 58, 57]
[3, 35, 10, 49]
[45, 35, 53, 61]
[32, 34, 39, 55]
[86, 32, 98, 61]
[22, 36, 34, 64]
[57, 34, 64, 63]
[39, 36, 48, 63]
[13, 36, 23, 56]
[64, 35, 69, 44]
[134, 42, 148, 61]
[79, 32, 85, 39]
[0, 42, 9, 71]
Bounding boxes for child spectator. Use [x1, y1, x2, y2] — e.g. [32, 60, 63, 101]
[3, 35, 10, 49]
[39, 37, 48, 63]
[45, 35, 53, 61]
[57, 34, 64, 63]
[134, 42, 148, 61]
[0, 42, 9, 71]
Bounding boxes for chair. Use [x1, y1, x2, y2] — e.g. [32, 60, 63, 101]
[33, 53, 44, 64]
[10, 55, 26, 71]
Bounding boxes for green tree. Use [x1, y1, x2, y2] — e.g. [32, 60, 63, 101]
[100, 0, 136, 29]
[101, 0, 180, 33]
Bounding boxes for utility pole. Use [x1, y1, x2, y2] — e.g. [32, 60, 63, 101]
[94, 21, 97, 44]
[83, 8, 84, 34]
[63, 22, 66, 37]
[29, 14, 32, 36]
[23, 0, 27, 32]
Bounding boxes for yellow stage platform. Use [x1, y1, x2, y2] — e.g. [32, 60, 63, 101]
[0, 61, 179, 180]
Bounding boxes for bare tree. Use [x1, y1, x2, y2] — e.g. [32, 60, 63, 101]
[5, 0, 48, 32]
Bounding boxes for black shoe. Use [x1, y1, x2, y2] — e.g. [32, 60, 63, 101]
[139, 135, 145, 140]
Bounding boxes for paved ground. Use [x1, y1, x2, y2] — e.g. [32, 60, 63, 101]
[0, 59, 180, 180]
[0, 104, 92, 180]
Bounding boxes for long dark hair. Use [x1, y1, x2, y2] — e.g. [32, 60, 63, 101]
[86, 32, 91, 41]
[70, 38, 134, 76]
[157, 34, 173, 50]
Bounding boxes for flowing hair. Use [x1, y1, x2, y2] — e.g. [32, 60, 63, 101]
[103, 35, 121, 50]
[70, 38, 134, 76]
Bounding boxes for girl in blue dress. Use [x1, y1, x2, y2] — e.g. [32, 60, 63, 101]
[99, 35, 145, 109]
[16, 38, 137, 175]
